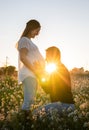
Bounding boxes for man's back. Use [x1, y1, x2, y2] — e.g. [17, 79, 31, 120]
[41, 63, 74, 104]
[49, 63, 74, 103]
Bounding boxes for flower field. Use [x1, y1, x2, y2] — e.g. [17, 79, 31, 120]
[0, 74, 89, 130]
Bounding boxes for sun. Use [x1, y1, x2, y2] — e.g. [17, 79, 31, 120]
[45, 63, 57, 73]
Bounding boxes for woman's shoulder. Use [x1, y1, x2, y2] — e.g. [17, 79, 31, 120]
[17, 37, 31, 50]
[19, 37, 29, 43]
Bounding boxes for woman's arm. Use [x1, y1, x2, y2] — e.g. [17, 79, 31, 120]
[19, 48, 45, 76]
[19, 48, 35, 72]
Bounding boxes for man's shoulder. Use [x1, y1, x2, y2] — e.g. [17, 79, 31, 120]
[59, 63, 69, 73]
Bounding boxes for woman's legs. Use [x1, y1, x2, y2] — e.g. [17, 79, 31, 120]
[22, 76, 38, 111]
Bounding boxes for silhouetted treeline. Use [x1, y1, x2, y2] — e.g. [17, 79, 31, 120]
[70, 67, 89, 77]
[0, 65, 89, 78]
[0, 65, 17, 78]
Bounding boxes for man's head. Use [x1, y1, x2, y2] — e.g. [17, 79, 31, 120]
[46, 46, 61, 63]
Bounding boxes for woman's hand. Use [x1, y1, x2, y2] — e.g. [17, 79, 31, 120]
[33, 61, 45, 78]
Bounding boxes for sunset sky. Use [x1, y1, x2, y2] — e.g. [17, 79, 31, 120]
[0, 0, 89, 71]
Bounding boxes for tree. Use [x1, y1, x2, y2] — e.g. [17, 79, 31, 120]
[0, 65, 17, 77]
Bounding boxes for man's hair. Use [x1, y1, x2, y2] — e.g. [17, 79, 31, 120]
[46, 46, 61, 60]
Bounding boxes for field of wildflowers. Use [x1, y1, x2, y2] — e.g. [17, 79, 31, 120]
[0, 74, 89, 130]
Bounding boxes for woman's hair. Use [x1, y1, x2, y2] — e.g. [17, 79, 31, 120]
[21, 19, 41, 37]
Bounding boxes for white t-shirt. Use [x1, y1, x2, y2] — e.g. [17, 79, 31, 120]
[17, 37, 45, 84]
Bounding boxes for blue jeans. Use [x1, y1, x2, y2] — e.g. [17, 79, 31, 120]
[33, 102, 75, 116]
[22, 76, 38, 110]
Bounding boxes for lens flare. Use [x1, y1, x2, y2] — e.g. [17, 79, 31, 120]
[41, 77, 46, 82]
[45, 63, 56, 73]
